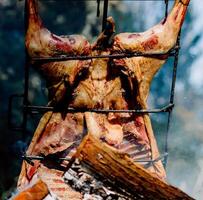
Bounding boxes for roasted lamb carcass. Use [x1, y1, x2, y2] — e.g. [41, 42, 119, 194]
[15, 0, 190, 199]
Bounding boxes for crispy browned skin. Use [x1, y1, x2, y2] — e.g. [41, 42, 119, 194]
[17, 0, 190, 199]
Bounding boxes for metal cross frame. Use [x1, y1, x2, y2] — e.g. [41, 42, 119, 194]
[8, 0, 182, 169]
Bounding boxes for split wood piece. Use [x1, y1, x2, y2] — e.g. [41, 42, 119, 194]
[13, 179, 49, 200]
[76, 133, 194, 200]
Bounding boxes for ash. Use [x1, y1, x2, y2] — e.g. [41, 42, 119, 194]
[64, 159, 135, 200]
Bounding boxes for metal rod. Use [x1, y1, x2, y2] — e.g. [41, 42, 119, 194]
[97, 0, 100, 17]
[102, 0, 109, 31]
[22, 152, 168, 166]
[163, 31, 181, 168]
[31, 48, 178, 62]
[24, 103, 174, 114]
[169, 32, 181, 104]
[164, 111, 171, 168]
[135, 153, 168, 164]
[22, 0, 29, 141]
[164, 0, 169, 21]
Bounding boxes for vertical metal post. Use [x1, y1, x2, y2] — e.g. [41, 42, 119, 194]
[169, 32, 181, 104]
[22, 0, 29, 141]
[97, 0, 100, 17]
[102, 0, 109, 31]
[164, 31, 181, 168]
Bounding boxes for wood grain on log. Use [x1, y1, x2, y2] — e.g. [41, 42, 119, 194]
[76, 133, 194, 200]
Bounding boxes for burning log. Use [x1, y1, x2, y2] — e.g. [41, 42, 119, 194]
[77, 133, 193, 199]
[13, 133, 193, 199]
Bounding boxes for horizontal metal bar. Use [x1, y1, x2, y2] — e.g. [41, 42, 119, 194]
[22, 154, 72, 166]
[31, 47, 179, 62]
[22, 152, 168, 167]
[134, 152, 168, 164]
[10, 103, 174, 131]
[22, 155, 44, 161]
[22, 155, 71, 161]
[24, 103, 174, 114]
